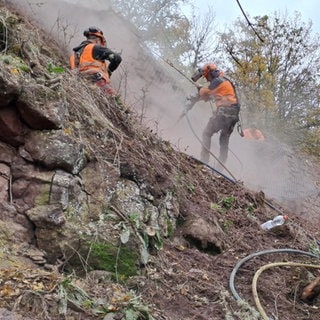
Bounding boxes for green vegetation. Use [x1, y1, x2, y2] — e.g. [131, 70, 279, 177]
[210, 202, 225, 214]
[220, 196, 236, 209]
[47, 62, 65, 74]
[166, 218, 174, 237]
[34, 185, 51, 206]
[186, 183, 195, 193]
[89, 242, 139, 280]
[58, 277, 94, 315]
[246, 202, 255, 214]
[223, 219, 234, 233]
[308, 242, 320, 256]
[0, 54, 31, 73]
[128, 212, 140, 228]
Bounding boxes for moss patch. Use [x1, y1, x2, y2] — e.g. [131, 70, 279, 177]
[34, 185, 51, 206]
[88, 242, 139, 280]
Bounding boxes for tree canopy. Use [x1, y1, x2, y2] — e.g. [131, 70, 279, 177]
[218, 12, 320, 152]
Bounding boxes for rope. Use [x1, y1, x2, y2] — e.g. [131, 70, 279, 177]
[252, 262, 320, 320]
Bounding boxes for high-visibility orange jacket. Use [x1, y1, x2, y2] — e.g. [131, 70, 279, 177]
[70, 43, 110, 82]
[199, 76, 238, 108]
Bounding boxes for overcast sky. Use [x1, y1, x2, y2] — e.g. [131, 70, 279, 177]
[192, 0, 320, 33]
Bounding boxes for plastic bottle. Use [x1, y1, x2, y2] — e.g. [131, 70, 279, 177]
[260, 215, 288, 230]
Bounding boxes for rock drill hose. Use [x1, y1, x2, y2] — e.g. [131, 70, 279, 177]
[229, 248, 320, 302]
[185, 112, 238, 181]
[252, 261, 320, 320]
[189, 153, 285, 214]
[189, 156, 236, 184]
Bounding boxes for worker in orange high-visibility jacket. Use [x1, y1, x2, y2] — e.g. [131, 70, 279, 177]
[70, 26, 122, 97]
[188, 63, 240, 164]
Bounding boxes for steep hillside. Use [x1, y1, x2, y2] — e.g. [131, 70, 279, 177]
[0, 4, 320, 320]
[6, 0, 319, 217]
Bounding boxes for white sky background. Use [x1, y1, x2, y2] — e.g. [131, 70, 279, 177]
[190, 0, 320, 33]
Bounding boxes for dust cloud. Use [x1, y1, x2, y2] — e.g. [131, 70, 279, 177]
[6, 0, 318, 213]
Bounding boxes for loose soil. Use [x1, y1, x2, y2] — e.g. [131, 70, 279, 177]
[127, 152, 320, 320]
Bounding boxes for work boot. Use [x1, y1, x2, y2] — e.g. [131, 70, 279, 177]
[200, 148, 210, 164]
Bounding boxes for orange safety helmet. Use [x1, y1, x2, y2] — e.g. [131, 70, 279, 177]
[202, 63, 218, 79]
[83, 26, 106, 46]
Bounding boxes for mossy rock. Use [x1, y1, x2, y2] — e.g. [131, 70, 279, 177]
[88, 242, 139, 280]
[66, 240, 139, 280]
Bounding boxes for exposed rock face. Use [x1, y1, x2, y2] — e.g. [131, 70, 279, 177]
[0, 105, 26, 146]
[0, 65, 179, 263]
[0, 7, 181, 269]
[22, 130, 87, 174]
[16, 84, 66, 130]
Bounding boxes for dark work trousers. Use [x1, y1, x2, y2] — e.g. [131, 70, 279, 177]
[200, 106, 240, 164]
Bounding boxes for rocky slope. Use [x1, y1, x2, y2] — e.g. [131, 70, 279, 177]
[0, 4, 320, 320]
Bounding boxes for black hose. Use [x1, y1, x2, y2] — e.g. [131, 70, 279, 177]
[229, 248, 320, 301]
[189, 155, 285, 215]
[189, 156, 236, 184]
